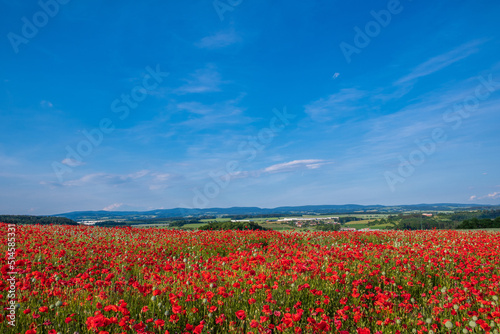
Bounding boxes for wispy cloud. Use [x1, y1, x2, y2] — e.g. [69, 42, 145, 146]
[470, 192, 500, 201]
[149, 173, 174, 190]
[0, 152, 19, 167]
[175, 64, 223, 94]
[304, 88, 368, 122]
[64, 171, 149, 187]
[305, 41, 486, 123]
[263, 159, 329, 173]
[200, 159, 331, 185]
[40, 100, 53, 108]
[120, 95, 251, 148]
[43, 169, 181, 193]
[196, 30, 241, 49]
[176, 101, 213, 115]
[62, 158, 85, 167]
[176, 95, 252, 130]
[153, 173, 171, 182]
[188, 160, 332, 197]
[396, 40, 485, 85]
[44, 170, 151, 187]
[363, 75, 500, 151]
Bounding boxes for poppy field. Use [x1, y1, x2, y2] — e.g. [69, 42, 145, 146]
[1, 223, 500, 334]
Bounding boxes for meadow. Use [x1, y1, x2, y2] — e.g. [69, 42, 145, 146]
[1, 223, 499, 333]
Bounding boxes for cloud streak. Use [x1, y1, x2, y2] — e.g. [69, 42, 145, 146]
[263, 159, 329, 173]
[470, 192, 500, 201]
[304, 88, 368, 122]
[396, 40, 485, 85]
[196, 30, 241, 49]
[175, 64, 223, 94]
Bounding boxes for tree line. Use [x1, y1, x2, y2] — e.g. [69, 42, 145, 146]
[456, 217, 500, 229]
[0, 215, 77, 225]
[198, 221, 267, 231]
[368, 210, 500, 230]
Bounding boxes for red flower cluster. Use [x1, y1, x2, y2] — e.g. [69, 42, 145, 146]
[1, 223, 499, 333]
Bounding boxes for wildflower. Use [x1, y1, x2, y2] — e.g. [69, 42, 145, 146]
[235, 310, 246, 320]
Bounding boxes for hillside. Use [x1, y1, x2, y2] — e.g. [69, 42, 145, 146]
[52, 203, 499, 221]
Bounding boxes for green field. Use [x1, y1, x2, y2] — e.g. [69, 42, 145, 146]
[302, 214, 390, 219]
[132, 216, 398, 231]
[178, 223, 209, 229]
[132, 222, 209, 229]
[131, 224, 171, 228]
[344, 219, 392, 230]
[258, 223, 296, 230]
[199, 218, 231, 222]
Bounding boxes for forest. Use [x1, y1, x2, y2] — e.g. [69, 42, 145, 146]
[368, 210, 500, 230]
[456, 216, 500, 229]
[0, 215, 77, 225]
[198, 221, 267, 231]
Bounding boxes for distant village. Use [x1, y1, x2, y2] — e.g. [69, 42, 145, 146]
[232, 216, 358, 231]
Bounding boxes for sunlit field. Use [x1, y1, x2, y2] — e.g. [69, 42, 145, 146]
[1, 224, 500, 333]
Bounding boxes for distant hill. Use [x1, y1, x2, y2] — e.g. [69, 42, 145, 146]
[53, 203, 499, 221]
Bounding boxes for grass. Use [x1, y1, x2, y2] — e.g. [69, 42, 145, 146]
[344, 219, 393, 230]
[134, 218, 399, 231]
[131, 223, 171, 228]
[199, 218, 231, 222]
[258, 223, 296, 230]
[178, 223, 209, 229]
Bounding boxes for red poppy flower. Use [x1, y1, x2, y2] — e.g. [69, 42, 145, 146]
[235, 310, 246, 320]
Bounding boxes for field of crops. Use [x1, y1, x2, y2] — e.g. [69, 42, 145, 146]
[1, 223, 500, 334]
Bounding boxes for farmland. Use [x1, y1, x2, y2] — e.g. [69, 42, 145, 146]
[1, 223, 500, 333]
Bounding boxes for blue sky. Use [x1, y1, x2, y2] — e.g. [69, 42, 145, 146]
[1, 0, 500, 215]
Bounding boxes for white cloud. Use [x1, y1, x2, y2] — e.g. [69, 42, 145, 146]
[304, 88, 367, 122]
[196, 30, 241, 49]
[103, 203, 123, 211]
[175, 64, 222, 94]
[40, 100, 53, 108]
[129, 170, 150, 179]
[486, 192, 500, 199]
[176, 95, 251, 130]
[470, 192, 500, 201]
[263, 159, 329, 173]
[195, 160, 330, 185]
[153, 173, 171, 182]
[61, 170, 150, 187]
[62, 158, 85, 167]
[148, 173, 175, 190]
[176, 101, 213, 115]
